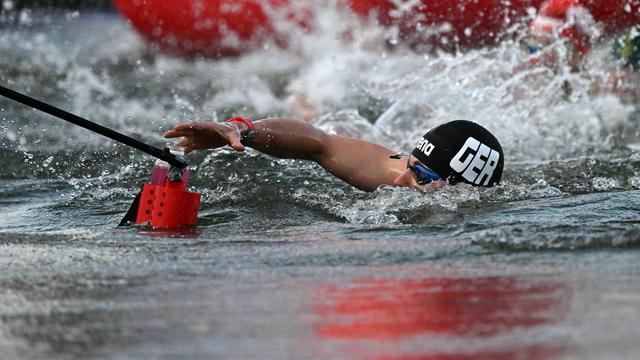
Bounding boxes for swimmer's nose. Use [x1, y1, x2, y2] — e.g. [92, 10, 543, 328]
[393, 168, 415, 187]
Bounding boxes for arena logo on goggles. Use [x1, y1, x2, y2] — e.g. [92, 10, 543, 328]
[450, 137, 500, 186]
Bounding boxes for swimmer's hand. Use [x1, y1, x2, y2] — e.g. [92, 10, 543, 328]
[163, 121, 245, 154]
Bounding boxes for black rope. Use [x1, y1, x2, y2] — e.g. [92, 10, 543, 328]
[0, 84, 187, 168]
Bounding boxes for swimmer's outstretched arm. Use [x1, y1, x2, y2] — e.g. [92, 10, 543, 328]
[164, 118, 402, 191]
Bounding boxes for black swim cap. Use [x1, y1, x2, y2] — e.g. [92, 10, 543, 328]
[411, 120, 503, 187]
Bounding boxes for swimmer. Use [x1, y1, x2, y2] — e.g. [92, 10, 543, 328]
[604, 28, 640, 102]
[164, 117, 503, 192]
[521, 2, 640, 102]
[581, 28, 640, 102]
[521, 0, 594, 73]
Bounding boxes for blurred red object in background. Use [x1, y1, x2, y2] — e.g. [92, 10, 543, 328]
[114, 0, 310, 58]
[347, 0, 547, 51]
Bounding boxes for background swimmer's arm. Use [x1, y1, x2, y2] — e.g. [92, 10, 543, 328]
[165, 118, 400, 192]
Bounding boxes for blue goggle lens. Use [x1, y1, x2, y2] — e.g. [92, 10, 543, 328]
[410, 164, 442, 185]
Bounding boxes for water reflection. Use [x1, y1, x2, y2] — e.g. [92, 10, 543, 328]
[313, 274, 571, 359]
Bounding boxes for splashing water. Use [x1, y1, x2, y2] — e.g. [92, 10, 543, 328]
[0, 3, 640, 359]
[0, 1, 638, 227]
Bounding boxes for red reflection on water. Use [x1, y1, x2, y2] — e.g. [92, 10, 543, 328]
[376, 344, 566, 360]
[312, 275, 570, 359]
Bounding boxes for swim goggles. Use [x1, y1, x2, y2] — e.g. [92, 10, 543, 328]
[390, 154, 443, 185]
[408, 163, 442, 185]
[521, 36, 545, 54]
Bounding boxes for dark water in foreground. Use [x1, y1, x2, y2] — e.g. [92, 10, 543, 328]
[1, 7, 640, 360]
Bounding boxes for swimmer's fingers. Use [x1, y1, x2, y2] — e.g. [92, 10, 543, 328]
[163, 121, 201, 138]
[175, 138, 195, 154]
[164, 121, 245, 152]
[229, 142, 245, 152]
[163, 129, 186, 138]
[221, 123, 245, 152]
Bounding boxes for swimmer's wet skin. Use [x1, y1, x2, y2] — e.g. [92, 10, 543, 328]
[164, 118, 503, 192]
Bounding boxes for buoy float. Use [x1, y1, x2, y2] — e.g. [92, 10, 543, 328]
[115, 0, 639, 57]
[567, 0, 640, 36]
[348, 0, 640, 52]
[136, 178, 201, 228]
[347, 0, 548, 51]
[113, 0, 310, 58]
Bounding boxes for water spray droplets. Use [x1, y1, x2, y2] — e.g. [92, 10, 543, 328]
[18, 8, 32, 26]
[64, 11, 80, 22]
[592, 177, 619, 191]
[22, 152, 33, 163]
[2, 0, 13, 11]
[42, 156, 53, 168]
[68, 178, 81, 190]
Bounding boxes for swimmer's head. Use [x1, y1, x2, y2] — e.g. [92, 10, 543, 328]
[525, 0, 593, 56]
[411, 120, 503, 187]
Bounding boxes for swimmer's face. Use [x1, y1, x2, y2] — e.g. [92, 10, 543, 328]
[393, 156, 445, 191]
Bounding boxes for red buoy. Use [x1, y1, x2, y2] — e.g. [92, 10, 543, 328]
[535, 0, 640, 36]
[136, 180, 201, 228]
[114, 0, 308, 58]
[348, 0, 547, 51]
[349, 0, 640, 52]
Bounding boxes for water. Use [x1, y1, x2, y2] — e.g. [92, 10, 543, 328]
[1, 3, 640, 359]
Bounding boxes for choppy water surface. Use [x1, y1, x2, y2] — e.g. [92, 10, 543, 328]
[1, 4, 640, 359]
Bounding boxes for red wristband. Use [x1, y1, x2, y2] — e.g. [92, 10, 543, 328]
[225, 117, 255, 130]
